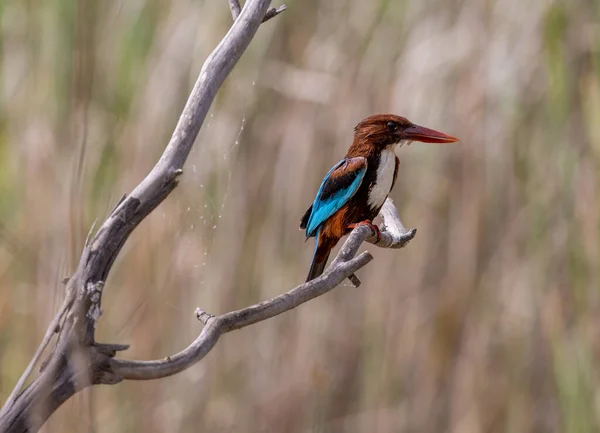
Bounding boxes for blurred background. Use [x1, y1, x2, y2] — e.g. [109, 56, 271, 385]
[1, 0, 600, 431]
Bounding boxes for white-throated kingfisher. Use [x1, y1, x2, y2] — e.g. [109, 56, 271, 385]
[300, 114, 459, 281]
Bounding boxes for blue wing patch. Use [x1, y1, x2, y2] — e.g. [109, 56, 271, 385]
[305, 157, 367, 237]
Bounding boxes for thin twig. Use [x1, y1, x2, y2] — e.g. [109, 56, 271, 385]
[229, 0, 242, 21]
[229, 1, 285, 23]
[228, 0, 241, 20]
[262, 5, 286, 22]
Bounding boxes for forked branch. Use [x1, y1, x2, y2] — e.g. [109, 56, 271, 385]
[111, 198, 415, 380]
[0, 1, 285, 432]
[228, 0, 286, 22]
[0, 1, 418, 432]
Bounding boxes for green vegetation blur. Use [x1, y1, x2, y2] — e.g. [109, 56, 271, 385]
[1, 0, 599, 431]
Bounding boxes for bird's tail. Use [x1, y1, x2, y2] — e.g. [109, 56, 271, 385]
[306, 229, 334, 282]
[306, 251, 330, 282]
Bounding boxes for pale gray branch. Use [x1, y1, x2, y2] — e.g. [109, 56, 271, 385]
[262, 5, 286, 22]
[110, 198, 414, 381]
[228, 0, 242, 20]
[0, 1, 284, 431]
[120, 0, 275, 209]
[372, 198, 417, 249]
[112, 249, 371, 380]
[228, 0, 285, 22]
[344, 197, 416, 286]
[0, 1, 409, 430]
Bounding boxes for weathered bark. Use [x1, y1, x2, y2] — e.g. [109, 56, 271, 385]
[0, 2, 417, 432]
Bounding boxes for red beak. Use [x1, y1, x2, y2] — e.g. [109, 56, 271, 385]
[403, 124, 459, 143]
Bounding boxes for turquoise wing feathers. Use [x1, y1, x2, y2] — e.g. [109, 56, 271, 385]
[303, 157, 367, 237]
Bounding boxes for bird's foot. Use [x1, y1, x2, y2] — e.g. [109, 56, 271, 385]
[348, 220, 381, 242]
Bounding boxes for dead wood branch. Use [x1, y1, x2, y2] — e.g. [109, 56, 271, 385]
[110, 198, 415, 380]
[0, 1, 284, 431]
[0, 2, 418, 432]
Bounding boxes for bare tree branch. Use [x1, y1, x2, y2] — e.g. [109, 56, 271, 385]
[262, 5, 286, 22]
[229, 0, 242, 20]
[0, 1, 418, 431]
[112, 250, 371, 380]
[110, 197, 415, 380]
[344, 198, 416, 287]
[374, 198, 417, 249]
[0, 1, 284, 431]
[229, 0, 285, 22]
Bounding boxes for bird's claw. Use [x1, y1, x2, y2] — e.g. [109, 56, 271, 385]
[348, 220, 381, 242]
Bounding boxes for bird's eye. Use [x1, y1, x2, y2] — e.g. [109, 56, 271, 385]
[386, 121, 398, 132]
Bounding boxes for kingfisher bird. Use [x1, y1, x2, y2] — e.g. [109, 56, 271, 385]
[300, 114, 458, 282]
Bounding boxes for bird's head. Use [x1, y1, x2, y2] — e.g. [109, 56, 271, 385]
[352, 114, 459, 151]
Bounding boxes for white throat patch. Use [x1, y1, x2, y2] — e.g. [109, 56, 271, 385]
[367, 148, 397, 210]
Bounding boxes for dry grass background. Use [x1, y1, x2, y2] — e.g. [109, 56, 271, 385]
[1, 0, 600, 431]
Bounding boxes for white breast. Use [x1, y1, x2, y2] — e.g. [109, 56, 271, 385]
[367, 148, 396, 210]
